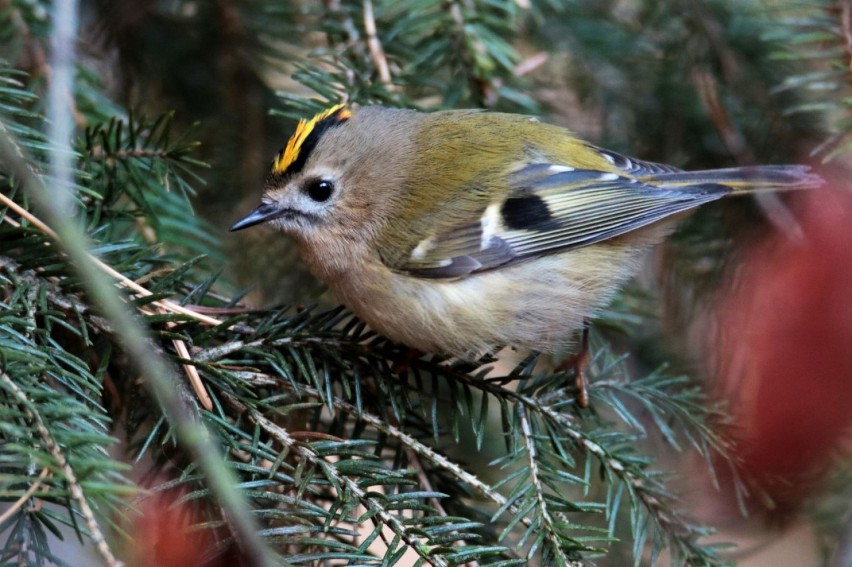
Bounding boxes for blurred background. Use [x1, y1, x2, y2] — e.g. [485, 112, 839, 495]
[3, 0, 852, 565]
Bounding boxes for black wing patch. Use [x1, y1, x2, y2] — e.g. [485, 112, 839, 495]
[392, 163, 729, 279]
[501, 195, 554, 230]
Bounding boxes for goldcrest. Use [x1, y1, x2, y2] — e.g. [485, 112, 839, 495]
[231, 105, 821, 357]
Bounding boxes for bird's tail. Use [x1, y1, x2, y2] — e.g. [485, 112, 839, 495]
[641, 165, 823, 193]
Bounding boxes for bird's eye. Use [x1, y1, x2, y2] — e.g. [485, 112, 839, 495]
[304, 179, 335, 202]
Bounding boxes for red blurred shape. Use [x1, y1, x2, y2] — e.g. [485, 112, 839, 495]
[715, 180, 852, 508]
[127, 485, 249, 567]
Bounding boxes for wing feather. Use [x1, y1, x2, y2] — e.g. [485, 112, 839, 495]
[392, 163, 729, 279]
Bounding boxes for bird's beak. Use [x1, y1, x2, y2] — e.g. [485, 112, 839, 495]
[230, 202, 285, 232]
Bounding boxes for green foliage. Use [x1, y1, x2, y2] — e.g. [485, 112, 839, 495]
[0, 264, 131, 565]
[0, 0, 844, 566]
[766, 0, 852, 161]
[267, 0, 540, 115]
[79, 113, 222, 263]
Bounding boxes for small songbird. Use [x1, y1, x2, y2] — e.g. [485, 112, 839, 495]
[231, 104, 820, 361]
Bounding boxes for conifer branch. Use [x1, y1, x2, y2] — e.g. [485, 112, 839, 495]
[0, 190, 222, 326]
[225, 368, 536, 531]
[237, 398, 450, 567]
[517, 405, 577, 566]
[0, 373, 124, 567]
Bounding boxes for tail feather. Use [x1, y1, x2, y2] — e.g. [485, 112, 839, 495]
[642, 165, 823, 193]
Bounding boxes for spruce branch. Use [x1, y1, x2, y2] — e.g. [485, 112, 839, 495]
[0, 190, 221, 327]
[517, 405, 582, 566]
[1, 81, 273, 567]
[0, 373, 123, 567]
[237, 398, 450, 567]
[406, 352, 725, 563]
[221, 368, 536, 534]
[362, 0, 392, 86]
[769, 0, 852, 160]
[193, 312, 728, 564]
[0, 256, 114, 334]
[0, 193, 215, 408]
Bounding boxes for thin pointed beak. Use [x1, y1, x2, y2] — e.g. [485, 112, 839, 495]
[230, 202, 285, 232]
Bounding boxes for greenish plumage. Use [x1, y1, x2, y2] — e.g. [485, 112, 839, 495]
[231, 105, 822, 357]
[375, 109, 819, 278]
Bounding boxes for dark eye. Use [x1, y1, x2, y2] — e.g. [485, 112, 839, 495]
[304, 179, 335, 202]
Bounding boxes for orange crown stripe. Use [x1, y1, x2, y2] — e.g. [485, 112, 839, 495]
[272, 104, 352, 174]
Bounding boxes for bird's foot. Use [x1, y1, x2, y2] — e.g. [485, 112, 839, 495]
[556, 322, 591, 408]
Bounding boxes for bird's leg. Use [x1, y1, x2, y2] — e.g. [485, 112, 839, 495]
[557, 320, 591, 408]
[391, 347, 424, 375]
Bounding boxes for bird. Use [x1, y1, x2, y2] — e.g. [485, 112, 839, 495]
[231, 104, 821, 398]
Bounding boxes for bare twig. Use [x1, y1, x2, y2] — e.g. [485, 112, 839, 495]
[691, 68, 805, 241]
[514, 52, 548, 77]
[841, 0, 852, 72]
[171, 333, 213, 410]
[363, 0, 392, 85]
[0, 467, 51, 526]
[0, 193, 222, 326]
[691, 67, 754, 165]
[88, 147, 187, 160]
[405, 448, 448, 517]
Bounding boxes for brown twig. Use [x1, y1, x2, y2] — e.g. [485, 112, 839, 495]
[691, 67, 755, 165]
[88, 147, 184, 160]
[0, 194, 221, 325]
[363, 0, 392, 85]
[403, 448, 484, 566]
[289, 431, 345, 442]
[170, 330, 213, 410]
[0, 467, 51, 526]
[691, 68, 805, 241]
[184, 304, 256, 315]
[0, 195, 216, 409]
[842, 0, 852, 72]
[514, 52, 548, 77]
